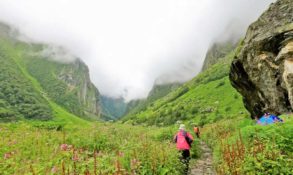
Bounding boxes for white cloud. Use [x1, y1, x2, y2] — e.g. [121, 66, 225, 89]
[0, 0, 274, 100]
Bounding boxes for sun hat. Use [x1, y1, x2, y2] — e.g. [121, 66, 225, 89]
[179, 124, 185, 130]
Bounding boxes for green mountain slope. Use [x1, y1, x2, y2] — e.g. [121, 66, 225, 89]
[0, 29, 52, 121]
[22, 51, 101, 120]
[124, 83, 181, 118]
[0, 22, 98, 123]
[100, 96, 127, 119]
[122, 41, 248, 126]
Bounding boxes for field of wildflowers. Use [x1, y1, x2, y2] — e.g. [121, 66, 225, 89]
[202, 115, 293, 174]
[0, 122, 186, 174]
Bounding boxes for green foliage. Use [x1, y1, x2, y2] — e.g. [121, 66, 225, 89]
[22, 53, 99, 119]
[0, 32, 97, 123]
[202, 115, 293, 174]
[0, 29, 102, 121]
[0, 39, 52, 121]
[0, 122, 185, 174]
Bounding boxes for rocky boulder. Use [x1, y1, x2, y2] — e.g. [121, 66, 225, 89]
[230, 0, 293, 118]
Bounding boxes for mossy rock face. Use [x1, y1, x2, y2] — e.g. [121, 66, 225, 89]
[230, 0, 293, 118]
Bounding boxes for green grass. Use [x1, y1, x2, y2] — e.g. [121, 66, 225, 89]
[0, 122, 187, 174]
[201, 114, 293, 174]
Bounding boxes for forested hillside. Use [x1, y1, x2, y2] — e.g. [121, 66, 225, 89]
[0, 22, 102, 121]
[23, 52, 101, 120]
[0, 24, 52, 121]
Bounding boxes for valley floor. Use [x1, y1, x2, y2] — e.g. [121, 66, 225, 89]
[0, 114, 292, 174]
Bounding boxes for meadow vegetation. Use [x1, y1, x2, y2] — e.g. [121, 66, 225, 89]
[1, 24, 292, 175]
[0, 121, 203, 174]
[201, 114, 293, 174]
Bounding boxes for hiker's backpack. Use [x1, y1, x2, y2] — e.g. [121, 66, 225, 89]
[174, 131, 193, 148]
[182, 131, 193, 147]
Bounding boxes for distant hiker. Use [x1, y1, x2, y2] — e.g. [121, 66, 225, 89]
[173, 124, 194, 174]
[193, 125, 200, 138]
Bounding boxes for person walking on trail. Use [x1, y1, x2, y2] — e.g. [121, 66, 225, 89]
[173, 124, 194, 174]
[193, 125, 200, 138]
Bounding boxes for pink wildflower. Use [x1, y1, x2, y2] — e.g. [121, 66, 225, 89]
[131, 158, 140, 169]
[60, 144, 68, 151]
[118, 151, 124, 157]
[72, 151, 79, 161]
[4, 153, 12, 159]
[51, 166, 58, 173]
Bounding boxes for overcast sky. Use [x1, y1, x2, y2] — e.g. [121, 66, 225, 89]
[0, 0, 274, 101]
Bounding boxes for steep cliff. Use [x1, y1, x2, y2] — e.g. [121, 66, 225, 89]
[0, 22, 101, 121]
[230, 0, 293, 118]
[24, 55, 101, 120]
[202, 41, 236, 71]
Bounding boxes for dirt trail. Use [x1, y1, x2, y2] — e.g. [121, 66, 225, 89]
[190, 141, 216, 175]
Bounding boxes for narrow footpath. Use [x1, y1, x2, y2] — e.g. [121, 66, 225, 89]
[190, 141, 216, 175]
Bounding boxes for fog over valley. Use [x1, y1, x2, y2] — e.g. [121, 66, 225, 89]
[0, 0, 274, 101]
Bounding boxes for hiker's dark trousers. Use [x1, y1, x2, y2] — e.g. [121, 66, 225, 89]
[180, 149, 190, 175]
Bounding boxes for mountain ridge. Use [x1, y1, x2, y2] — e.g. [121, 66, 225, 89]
[0, 22, 102, 121]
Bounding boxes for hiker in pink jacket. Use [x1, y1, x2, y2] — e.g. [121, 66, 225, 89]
[173, 124, 193, 174]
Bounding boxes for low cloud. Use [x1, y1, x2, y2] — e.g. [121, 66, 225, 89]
[38, 46, 77, 63]
[0, 0, 274, 100]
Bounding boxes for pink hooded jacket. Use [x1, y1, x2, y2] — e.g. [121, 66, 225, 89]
[174, 130, 194, 150]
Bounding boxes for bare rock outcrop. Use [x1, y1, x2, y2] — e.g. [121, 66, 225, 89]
[230, 0, 293, 118]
